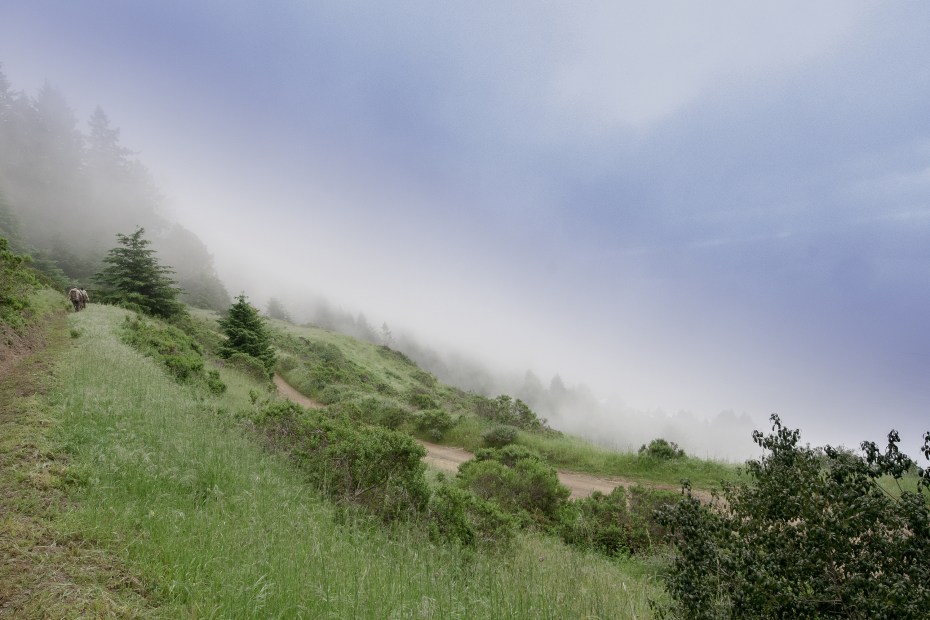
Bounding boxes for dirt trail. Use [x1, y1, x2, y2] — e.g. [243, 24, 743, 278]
[273, 375, 325, 409]
[273, 374, 710, 501]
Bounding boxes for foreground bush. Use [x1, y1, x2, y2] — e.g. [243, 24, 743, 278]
[457, 446, 570, 527]
[559, 485, 677, 557]
[253, 401, 430, 522]
[656, 415, 930, 619]
[427, 483, 516, 550]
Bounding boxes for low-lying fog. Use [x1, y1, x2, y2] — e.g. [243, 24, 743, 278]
[2, 2, 929, 461]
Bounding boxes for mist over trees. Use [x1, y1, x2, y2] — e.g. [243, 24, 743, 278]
[0, 64, 229, 310]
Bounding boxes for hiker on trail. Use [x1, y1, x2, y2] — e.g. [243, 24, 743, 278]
[68, 287, 89, 312]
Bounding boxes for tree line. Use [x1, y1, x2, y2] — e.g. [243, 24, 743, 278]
[0, 63, 229, 312]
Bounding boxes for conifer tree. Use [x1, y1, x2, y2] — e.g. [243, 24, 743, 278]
[219, 294, 277, 374]
[94, 227, 184, 318]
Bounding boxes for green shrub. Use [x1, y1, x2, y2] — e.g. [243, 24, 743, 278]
[377, 403, 409, 430]
[121, 314, 205, 381]
[205, 369, 227, 395]
[227, 351, 271, 381]
[407, 388, 440, 410]
[560, 485, 678, 557]
[457, 446, 569, 527]
[427, 483, 516, 550]
[253, 401, 430, 522]
[0, 237, 41, 328]
[559, 487, 631, 556]
[474, 394, 547, 431]
[655, 415, 930, 619]
[276, 354, 298, 373]
[638, 438, 685, 460]
[416, 408, 456, 439]
[482, 424, 519, 448]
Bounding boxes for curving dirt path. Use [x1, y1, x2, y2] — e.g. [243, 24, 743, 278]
[274, 375, 325, 409]
[273, 374, 712, 501]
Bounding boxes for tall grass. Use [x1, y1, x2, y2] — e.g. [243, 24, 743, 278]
[47, 305, 665, 618]
[516, 432, 738, 489]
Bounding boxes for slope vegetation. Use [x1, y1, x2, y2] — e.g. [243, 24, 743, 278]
[2, 302, 666, 617]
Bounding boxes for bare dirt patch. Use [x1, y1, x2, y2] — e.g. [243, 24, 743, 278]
[273, 374, 325, 409]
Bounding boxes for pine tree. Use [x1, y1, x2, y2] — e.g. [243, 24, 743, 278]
[219, 294, 277, 374]
[94, 227, 184, 318]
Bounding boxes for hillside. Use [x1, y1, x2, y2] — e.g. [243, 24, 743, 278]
[1, 298, 670, 617]
[247, 313, 737, 491]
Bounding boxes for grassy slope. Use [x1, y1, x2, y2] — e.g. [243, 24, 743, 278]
[1, 292, 154, 618]
[228, 312, 739, 490]
[8, 303, 665, 618]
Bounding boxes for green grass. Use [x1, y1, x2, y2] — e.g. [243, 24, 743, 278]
[516, 432, 738, 489]
[260, 317, 739, 492]
[1, 294, 154, 618]
[36, 304, 666, 618]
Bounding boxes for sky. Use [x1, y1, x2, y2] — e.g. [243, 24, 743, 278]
[2, 1, 928, 458]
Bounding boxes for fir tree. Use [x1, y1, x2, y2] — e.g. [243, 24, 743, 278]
[94, 227, 184, 318]
[219, 294, 277, 374]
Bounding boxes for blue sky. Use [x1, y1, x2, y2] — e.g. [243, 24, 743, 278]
[2, 1, 928, 456]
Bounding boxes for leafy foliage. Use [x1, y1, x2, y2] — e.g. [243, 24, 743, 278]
[559, 485, 677, 557]
[639, 438, 686, 460]
[253, 401, 430, 522]
[656, 415, 930, 619]
[427, 483, 516, 550]
[457, 445, 570, 527]
[94, 227, 185, 319]
[416, 408, 456, 440]
[482, 424, 519, 448]
[0, 237, 41, 327]
[218, 294, 276, 378]
[474, 394, 548, 431]
[120, 313, 228, 393]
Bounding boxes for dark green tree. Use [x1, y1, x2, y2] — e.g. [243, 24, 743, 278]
[219, 294, 277, 375]
[94, 227, 184, 318]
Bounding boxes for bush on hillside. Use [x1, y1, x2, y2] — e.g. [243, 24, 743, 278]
[654, 415, 930, 619]
[324, 393, 411, 430]
[253, 401, 430, 522]
[457, 445, 569, 527]
[474, 394, 547, 432]
[416, 408, 456, 440]
[482, 424, 519, 448]
[122, 314, 204, 381]
[638, 438, 686, 460]
[226, 351, 271, 382]
[427, 483, 516, 550]
[121, 314, 229, 394]
[0, 237, 41, 328]
[559, 485, 678, 557]
[407, 387, 440, 410]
